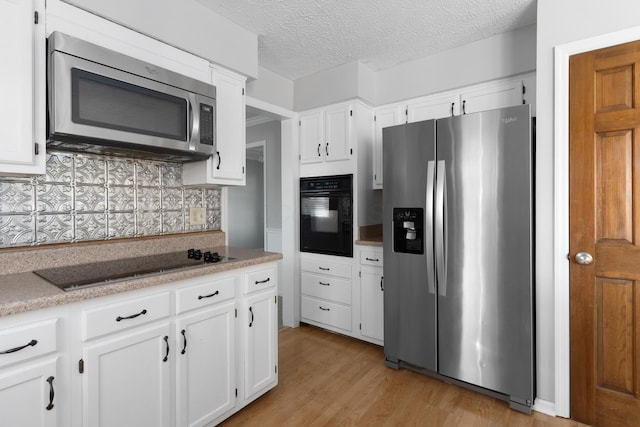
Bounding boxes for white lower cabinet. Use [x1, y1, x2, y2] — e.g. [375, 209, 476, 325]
[0, 315, 64, 427]
[175, 302, 235, 427]
[82, 323, 172, 427]
[300, 254, 353, 334]
[0, 357, 59, 427]
[358, 246, 384, 345]
[240, 265, 278, 404]
[242, 289, 277, 401]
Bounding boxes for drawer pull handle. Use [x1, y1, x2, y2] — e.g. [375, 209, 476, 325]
[116, 309, 147, 322]
[319, 281, 330, 286]
[318, 267, 330, 271]
[46, 376, 55, 411]
[198, 290, 219, 300]
[0, 339, 37, 354]
[255, 278, 271, 285]
[319, 306, 330, 311]
[181, 329, 187, 355]
[366, 257, 379, 262]
[249, 307, 254, 327]
[163, 336, 170, 362]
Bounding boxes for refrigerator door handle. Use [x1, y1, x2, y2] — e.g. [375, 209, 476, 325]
[426, 160, 436, 294]
[435, 160, 447, 296]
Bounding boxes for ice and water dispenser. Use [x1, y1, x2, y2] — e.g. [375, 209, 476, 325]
[392, 208, 424, 254]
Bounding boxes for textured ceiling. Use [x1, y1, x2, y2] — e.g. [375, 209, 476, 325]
[195, 0, 536, 80]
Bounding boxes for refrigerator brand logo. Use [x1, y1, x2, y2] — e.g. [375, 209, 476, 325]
[502, 117, 518, 124]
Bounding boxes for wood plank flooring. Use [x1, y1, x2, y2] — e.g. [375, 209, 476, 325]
[221, 324, 587, 426]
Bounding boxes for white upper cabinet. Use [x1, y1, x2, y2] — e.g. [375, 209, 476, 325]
[459, 78, 524, 115]
[373, 105, 404, 189]
[372, 74, 532, 189]
[299, 104, 351, 165]
[407, 92, 460, 123]
[0, 0, 46, 176]
[183, 67, 247, 186]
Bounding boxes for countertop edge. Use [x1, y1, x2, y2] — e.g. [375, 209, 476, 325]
[0, 250, 282, 318]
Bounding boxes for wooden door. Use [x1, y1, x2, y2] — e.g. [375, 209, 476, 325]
[569, 40, 640, 426]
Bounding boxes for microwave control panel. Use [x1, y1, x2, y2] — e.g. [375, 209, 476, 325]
[200, 103, 214, 146]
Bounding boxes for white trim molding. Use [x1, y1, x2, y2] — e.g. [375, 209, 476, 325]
[553, 25, 640, 419]
[533, 398, 556, 417]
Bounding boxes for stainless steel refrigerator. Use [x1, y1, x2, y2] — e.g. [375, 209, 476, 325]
[382, 104, 534, 413]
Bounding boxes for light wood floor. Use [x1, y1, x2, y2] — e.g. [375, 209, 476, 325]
[221, 324, 588, 426]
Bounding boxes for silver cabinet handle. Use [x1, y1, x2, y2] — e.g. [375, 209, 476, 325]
[575, 252, 593, 265]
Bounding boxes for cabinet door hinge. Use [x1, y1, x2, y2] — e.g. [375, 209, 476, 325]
[359, 323, 362, 330]
[522, 84, 526, 95]
[242, 166, 245, 174]
[359, 271, 361, 277]
[275, 365, 278, 373]
[350, 148, 353, 155]
[298, 154, 301, 160]
[235, 388, 238, 398]
[349, 110, 353, 117]
[78, 359, 84, 374]
[34, 143, 39, 155]
[374, 174, 377, 180]
[235, 308, 237, 318]
[275, 295, 277, 304]
[34, 11, 39, 24]
[374, 115, 376, 121]
[242, 88, 245, 95]
[299, 120, 301, 126]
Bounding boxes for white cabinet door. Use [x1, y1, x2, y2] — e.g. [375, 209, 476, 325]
[243, 290, 277, 401]
[299, 111, 324, 164]
[82, 323, 171, 427]
[324, 105, 351, 162]
[182, 67, 246, 186]
[0, 358, 59, 427]
[175, 302, 235, 427]
[0, 0, 46, 175]
[407, 92, 459, 123]
[360, 267, 384, 343]
[460, 79, 523, 115]
[299, 104, 352, 165]
[373, 105, 404, 189]
[212, 68, 246, 185]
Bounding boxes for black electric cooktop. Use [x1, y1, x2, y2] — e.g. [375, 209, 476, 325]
[34, 249, 236, 291]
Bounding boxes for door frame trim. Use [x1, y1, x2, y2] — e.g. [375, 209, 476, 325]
[554, 25, 640, 418]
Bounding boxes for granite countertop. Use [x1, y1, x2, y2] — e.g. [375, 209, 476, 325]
[355, 239, 383, 247]
[0, 233, 281, 317]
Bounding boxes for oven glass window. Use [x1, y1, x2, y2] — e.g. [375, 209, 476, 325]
[300, 175, 353, 257]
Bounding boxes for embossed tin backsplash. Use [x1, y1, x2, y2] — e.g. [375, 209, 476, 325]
[0, 152, 221, 248]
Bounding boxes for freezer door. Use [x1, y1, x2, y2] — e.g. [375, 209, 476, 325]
[436, 104, 534, 403]
[382, 120, 437, 371]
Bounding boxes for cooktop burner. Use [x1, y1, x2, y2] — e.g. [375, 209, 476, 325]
[34, 249, 236, 291]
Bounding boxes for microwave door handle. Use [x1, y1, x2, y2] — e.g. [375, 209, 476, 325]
[187, 93, 200, 152]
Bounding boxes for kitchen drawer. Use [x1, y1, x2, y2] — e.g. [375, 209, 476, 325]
[0, 319, 58, 369]
[301, 257, 351, 279]
[302, 296, 351, 331]
[301, 272, 351, 305]
[176, 275, 236, 314]
[82, 292, 170, 341]
[244, 265, 277, 294]
[360, 250, 383, 267]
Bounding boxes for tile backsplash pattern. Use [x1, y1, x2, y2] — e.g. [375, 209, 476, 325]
[0, 152, 221, 248]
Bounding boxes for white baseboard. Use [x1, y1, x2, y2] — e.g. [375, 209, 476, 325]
[533, 398, 556, 417]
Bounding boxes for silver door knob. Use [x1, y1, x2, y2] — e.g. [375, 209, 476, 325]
[575, 252, 593, 265]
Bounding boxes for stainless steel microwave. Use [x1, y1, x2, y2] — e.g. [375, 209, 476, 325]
[47, 32, 216, 162]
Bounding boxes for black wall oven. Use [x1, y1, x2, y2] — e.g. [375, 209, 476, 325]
[300, 174, 353, 257]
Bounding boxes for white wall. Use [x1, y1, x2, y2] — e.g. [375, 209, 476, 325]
[61, 0, 258, 78]
[246, 67, 295, 111]
[376, 24, 536, 105]
[228, 158, 264, 249]
[246, 121, 282, 230]
[536, 0, 640, 409]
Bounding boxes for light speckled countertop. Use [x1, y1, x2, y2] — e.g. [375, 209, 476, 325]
[0, 233, 281, 317]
